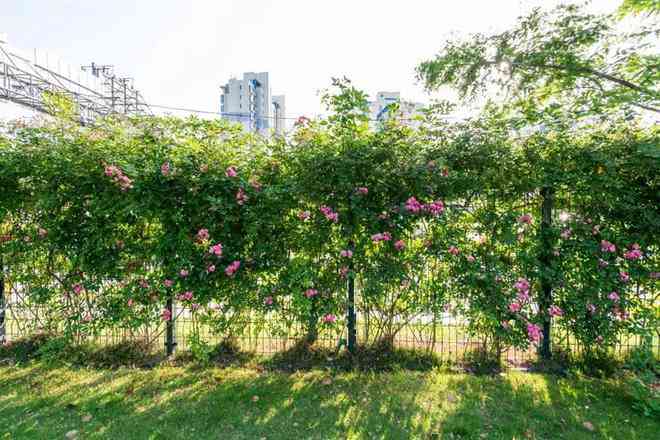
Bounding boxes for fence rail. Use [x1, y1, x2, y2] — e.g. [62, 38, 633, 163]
[4, 306, 657, 365]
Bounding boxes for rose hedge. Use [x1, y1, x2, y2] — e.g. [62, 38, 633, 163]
[0, 84, 658, 356]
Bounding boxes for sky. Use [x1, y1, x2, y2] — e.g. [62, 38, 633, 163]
[1, 0, 623, 121]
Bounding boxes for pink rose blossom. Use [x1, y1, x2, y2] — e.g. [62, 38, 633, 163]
[161, 162, 171, 176]
[179, 269, 189, 278]
[72, 283, 83, 295]
[264, 296, 273, 306]
[619, 271, 630, 283]
[548, 305, 563, 317]
[600, 240, 616, 253]
[518, 214, 532, 225]
[339, 266, 349, 279]
[596, 335, 604, 344]
[196, 228, 210, 242]
[448, 246, 460, 256]
[225, 260, 241, 277]
[340, 249, 353, 258]
[508, 302, 522, 313]
[127, 298, 134, 307]
[515, 278, 530, 293]
[209, 243, 223, 256]
[322, 314, 337, 324]
[304, 288, 318, 298]
[608, 291, 620, 302]
[207, 264, 216, 273]
[164, 279, 174, 288]
[236, 187, 248, 205]
[527, 323, 542, 343]
[225, 166, 238, 178]
[161, 309, 172, 321]
[394, 240, 406, 251]
[466, 255, 476, 263]
[356, 187, 369, 195]
[371, 232, 392, 243]
[139, 279, 149, 289]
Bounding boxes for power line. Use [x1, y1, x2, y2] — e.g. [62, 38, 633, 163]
[147, 103, 462, 124]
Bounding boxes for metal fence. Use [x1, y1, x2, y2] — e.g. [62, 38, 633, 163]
[3, 303, 657, 366]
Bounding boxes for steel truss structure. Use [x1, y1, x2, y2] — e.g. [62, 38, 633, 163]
[0, 38, 150, 123]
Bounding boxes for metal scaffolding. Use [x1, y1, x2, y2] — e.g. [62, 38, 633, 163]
[0, 37, 150, 123]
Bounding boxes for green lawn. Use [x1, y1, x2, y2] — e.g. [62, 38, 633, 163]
[0, 362, 657, 439]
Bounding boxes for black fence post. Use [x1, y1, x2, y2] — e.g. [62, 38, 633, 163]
[539, 187, 554, 360]
[165, 296, 176, 356]
[347, 240, 357, 354]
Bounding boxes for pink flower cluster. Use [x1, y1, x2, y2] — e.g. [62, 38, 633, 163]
[356, 187, 369, 195]
[340, 266, 349, 279]
[179, 269, 189, 278]
[322, 314, 337, 324]
[72, 283, 83, 295]
[207, 264, 216, 273]
[264, 296, 274, 306]
[394, 240, 406, 251]
[527, 323, 542, 343]
[600, 240, 616, 253]
[164, 279, 174, 288]
[161, 309, 172, 321]
[104, 165, 133, 191]
[371, 232, 392, 243]
[225, 166, 238, 178]
[405, 197, 423, 213]
[448, 246, 460, 256]
[619, 271, 629, 283]
[423, 200, 444, 216]
[305, 288, 318, 298]
[319, 206, 339, 223]
[514, 278, 530, 302]
[623, 244, 642, 260]
[466, 255, 476, 263]
[518, 214, 532, 225]
[340, 249, 353, 258]
[176, 291, 193, 301]
[608, 291, 620, 302]
[236, 188, 248, 205]
[225, 260, 241, 277]
[548, 305, 563, 317]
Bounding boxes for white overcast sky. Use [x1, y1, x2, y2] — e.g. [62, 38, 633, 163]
[2, 0, 622, 120]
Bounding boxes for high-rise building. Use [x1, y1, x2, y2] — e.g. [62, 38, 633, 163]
[220, 72, 285, 136]
[368, 91, 425, 127]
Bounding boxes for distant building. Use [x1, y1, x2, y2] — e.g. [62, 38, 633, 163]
[220, 72, 285, 136]
[368, 91, 425, 127]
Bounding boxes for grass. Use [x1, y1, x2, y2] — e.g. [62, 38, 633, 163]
[1, 360, 658, 439]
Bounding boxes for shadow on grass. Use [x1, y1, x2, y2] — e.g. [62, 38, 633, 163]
[1, 361, 658, 439]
